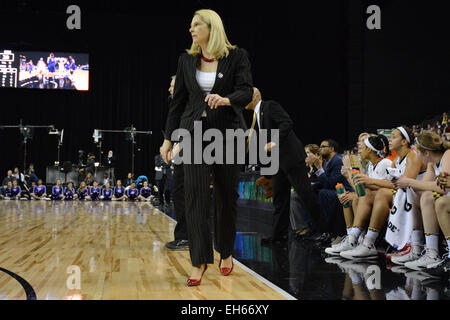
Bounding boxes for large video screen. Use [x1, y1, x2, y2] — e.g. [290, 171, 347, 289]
[0, 49, 89, 91]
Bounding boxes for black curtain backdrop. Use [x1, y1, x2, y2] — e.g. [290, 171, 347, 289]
[0, 0, 449, 183]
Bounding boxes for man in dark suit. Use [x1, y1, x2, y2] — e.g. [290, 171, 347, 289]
[164, 75, 189, 251]
[245, 88, 325, 245]
[105, 150, 115, 185]
[310, 139, 353, 238]
[154, 154, 172, 206]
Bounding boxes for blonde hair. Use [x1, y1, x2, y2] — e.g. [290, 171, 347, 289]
[358, 132, 372, 141]
[415, 130, 450, 154]
[187, 9, 237, 59]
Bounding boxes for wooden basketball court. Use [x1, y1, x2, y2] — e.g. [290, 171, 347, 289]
[0, 200, 290, 300]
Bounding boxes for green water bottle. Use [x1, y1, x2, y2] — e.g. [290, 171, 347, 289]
[352, 169, 366, 197]
[336, 183, 351, 208]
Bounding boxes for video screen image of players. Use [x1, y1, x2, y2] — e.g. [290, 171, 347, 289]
[18, 51, 89, 91]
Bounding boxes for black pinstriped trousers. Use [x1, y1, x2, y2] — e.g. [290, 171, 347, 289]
[183, 116, 241, 266]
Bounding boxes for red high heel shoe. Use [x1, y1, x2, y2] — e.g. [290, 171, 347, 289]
[187, 264, 208, 287]
[219, 259, 234, 276]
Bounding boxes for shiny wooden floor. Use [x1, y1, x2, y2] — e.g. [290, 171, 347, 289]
[0, 200, 287, 300]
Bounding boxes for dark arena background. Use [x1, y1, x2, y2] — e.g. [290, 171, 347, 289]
[1, 0, 448, 179]
[0, 0, 450, 306]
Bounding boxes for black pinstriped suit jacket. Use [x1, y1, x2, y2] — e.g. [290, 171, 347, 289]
[164, 48, 253, 140]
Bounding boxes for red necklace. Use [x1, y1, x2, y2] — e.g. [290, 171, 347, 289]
[200, 53, 215, 63]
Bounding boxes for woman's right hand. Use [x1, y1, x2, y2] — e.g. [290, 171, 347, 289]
[160, 139, 173, 164]
[338, 191, 356, 205]
[341, 166, 350, 178]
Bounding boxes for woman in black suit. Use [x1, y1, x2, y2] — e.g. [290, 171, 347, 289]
[160, 9, 253, 286]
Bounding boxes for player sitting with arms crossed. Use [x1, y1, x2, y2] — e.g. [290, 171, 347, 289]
[138, 181, 152, 201]
[31, 179, 48, 200]
[77, 181, 91, 201]
[64, 182, 77, 200]
[126, 182, 139, 201]
[89, 181, 101, 201]
[51, 179, 65, 200]
[101, 182, 113, 201]
[113, 179, 127, 201]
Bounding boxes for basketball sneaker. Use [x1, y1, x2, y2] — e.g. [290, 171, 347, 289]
[340, 238, 378, 260]
[386, 243, 411, 260]
[325, 236, 356, 255]
[391, 245, 422, 265]
[405, 248, 442, 271]
[426, 248, 450, 278]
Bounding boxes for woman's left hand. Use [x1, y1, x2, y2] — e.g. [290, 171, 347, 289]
[205, 94, 230, 109]
[353, 174, 371, 186]
[264, 142, 277, 152]
[393, 176, 411, 189]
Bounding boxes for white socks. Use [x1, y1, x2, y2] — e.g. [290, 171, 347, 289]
[411, 229, 424, 246]
[412, 229, 425, 253]
[425, 233, 439, 252]
[363, 228, 379, 246]
[349, 227, 362, 245]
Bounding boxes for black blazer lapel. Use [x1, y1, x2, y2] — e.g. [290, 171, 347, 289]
[211, 57, 228, 94]
[190, 55, 204, 95]
[259, 101, 265, 130]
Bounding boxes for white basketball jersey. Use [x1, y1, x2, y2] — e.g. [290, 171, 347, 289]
[367, 158, 392, 180]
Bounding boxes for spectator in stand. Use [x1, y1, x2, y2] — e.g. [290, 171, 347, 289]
[31, 179, 47, 200]
[102, 173, 111, 187]
[85, 153, 96, 176]
[25, 164, 39, 188]
[1, 170, 16, 195]
[13, 167, 25, 184]
[125, 173, 134, 191]
[84, 172, 94, 187]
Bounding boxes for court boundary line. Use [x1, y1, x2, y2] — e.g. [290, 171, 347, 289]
[153, 206, 297, 301]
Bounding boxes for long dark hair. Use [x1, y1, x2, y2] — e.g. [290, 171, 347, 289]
[367, 134, 391, 158]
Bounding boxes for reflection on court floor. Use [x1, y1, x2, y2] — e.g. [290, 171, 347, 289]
[0, 200, 287, 300]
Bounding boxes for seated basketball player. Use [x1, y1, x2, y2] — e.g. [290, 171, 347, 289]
[51, 179, 64, 200]
[64, 182, 77, 200]
[77, 181, 91, 201]
[137, 181, 152, 201]
[126, 182, 139, 201]
[113, 179, 127, 201]
[101, 182, 113, 201]
[89, 181, 101, 201]
[31, 179, 47, 200]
